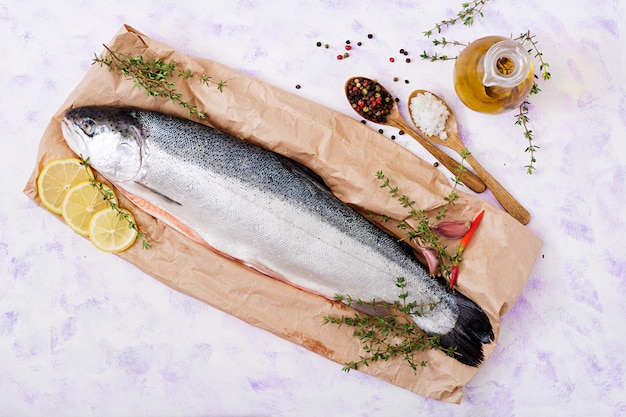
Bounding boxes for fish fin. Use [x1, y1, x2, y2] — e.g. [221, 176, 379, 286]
[349, 301, 393, 318]
[118, 184, 207, 248]
[276, 155, 332, 194]
[438, 290, 495, 367]
[133, 182, 182, 206]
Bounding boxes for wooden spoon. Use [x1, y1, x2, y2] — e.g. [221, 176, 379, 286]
[408, 89, 531, 225]
[345, 77, 486, 194]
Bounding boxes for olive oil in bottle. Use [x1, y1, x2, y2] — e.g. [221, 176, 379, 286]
[453, 36, 534, 114]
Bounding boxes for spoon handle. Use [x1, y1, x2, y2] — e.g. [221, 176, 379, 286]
[465, 154, 531, 225]
[388, 119, 487, 193]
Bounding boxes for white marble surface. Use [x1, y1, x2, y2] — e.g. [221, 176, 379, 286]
[2, 0, 625, 415]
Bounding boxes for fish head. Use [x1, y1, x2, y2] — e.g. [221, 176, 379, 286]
[62, 106, 144, 181]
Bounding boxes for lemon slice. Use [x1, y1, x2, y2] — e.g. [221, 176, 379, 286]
[61, 181, 118, 236]
[37, 158, 93, 214]
[88, 208, 138, 252]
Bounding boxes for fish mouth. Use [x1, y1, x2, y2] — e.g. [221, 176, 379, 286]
[61, 118, 88, 159]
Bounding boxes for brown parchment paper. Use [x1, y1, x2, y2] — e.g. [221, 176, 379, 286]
[24, 25, 543, 403]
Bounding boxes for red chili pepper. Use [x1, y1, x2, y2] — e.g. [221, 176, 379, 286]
[449, 210, 484, 289]
[449, 265, 459, 289]
[457, 210, 484, 255]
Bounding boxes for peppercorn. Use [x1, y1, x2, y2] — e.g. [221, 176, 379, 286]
[357, 41, 362, 46]
[295, 84, 301, 89]
[316, 41, 322, 47]
[399, 48, 405, 54]
[393, 77, 398, 82]
[404, 79, 409, 84]
[389, 57, 395, 62]
[345, 45, 352, 51]
[346, 40, 351, 44]
[378, 129, 384, 134]
[405, 58, 411, 63]
[367, 34, 373, 39]
[336, 55, 343, 60]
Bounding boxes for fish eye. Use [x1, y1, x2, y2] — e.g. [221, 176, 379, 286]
[80, 118, 96, 137]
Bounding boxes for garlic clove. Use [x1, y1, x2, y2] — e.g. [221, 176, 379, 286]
[432, 221, 469, 239]
[417, 247, 441, 276]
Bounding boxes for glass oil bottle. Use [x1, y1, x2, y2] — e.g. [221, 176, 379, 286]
[453, 36, 534, 114]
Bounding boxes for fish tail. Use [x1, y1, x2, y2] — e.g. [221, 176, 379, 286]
[438, 291, 494, 367]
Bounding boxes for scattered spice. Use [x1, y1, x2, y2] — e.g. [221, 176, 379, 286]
[389, 57, 395, 62]
[295, 84, 301, 89]
[406, 58, 411, 63]
[368, 34, 373, 39]
[316, 33, 375, 61]
[345, 77, 395, 124]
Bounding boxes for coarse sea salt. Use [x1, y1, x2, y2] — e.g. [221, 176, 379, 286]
[409, 92, 450, 139]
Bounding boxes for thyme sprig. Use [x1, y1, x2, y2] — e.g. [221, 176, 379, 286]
[324, 277, 457, 372]
[93, 45, 227, 120]
[423, 0, 490, 38]
[377, 172, 450, 277]
[518, 30, 551, 82]
[378, 148, 469, 280]
[515, 101, 539, 174]
[80, 157, 150, 250]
